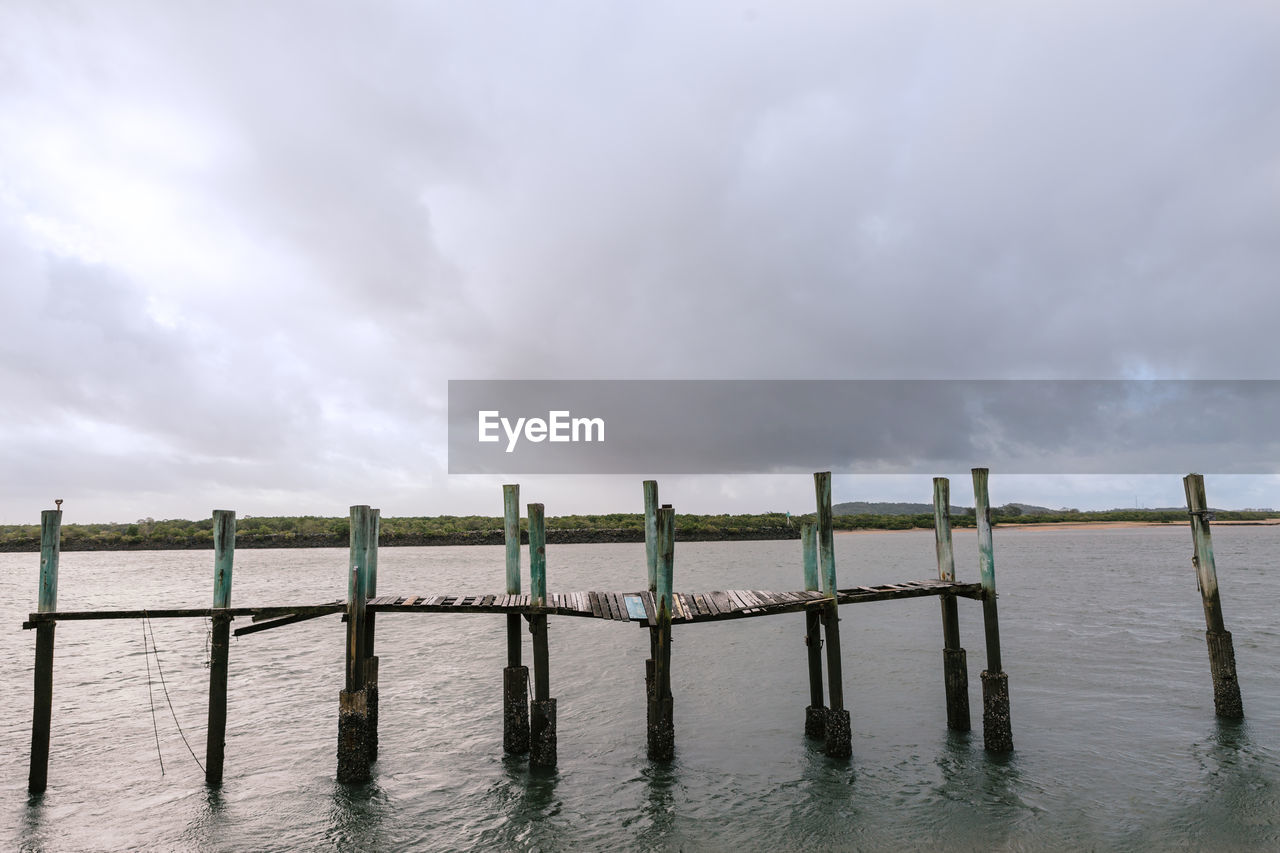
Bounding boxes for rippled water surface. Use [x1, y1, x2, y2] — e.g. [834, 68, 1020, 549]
[3, 526, 1278, 851]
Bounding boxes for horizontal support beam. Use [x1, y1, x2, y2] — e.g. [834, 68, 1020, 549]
[23, 602, 344, 629]
[234, 610, 337, 637]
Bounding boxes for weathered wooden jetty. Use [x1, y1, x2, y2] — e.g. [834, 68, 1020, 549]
[24, 468, 1238, 793]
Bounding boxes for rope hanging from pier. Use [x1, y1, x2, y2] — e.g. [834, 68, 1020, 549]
[142, 615, 206, 775]
[142, 620, 164, 776]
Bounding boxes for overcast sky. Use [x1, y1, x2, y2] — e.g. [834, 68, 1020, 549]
[3, 1, 1279, 523]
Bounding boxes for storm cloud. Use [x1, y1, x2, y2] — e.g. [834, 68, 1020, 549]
[2, 1, 1279, 521]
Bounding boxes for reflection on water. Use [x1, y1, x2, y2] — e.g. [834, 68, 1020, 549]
[326, 780, 389, 852]
[634, 762, 677, 850]
[176, 787, 225, 851]
[17, 793, 47, 853]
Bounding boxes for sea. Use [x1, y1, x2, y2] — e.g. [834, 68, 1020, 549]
[2, 525, 1277, 851]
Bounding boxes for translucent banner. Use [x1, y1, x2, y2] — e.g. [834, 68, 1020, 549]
[447, 380, 1280, 475]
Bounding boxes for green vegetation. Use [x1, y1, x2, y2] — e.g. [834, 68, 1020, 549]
[1, 507, 1275, 552]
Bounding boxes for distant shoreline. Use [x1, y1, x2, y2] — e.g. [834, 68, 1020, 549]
[840, 518, 1280, 534]
[4, 517, 1278, 552]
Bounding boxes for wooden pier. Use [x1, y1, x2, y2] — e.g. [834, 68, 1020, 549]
[21, 468, 1044, 792]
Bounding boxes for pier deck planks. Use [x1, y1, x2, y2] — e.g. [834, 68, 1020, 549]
[25, 581, 983, 631]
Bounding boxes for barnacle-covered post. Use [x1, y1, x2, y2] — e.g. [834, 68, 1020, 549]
[205, 509, 235, 786]
[647, 504, 676, 760]
[815, 472, 851, 759]
[973, 469, 1012, 751]
[528, 503, 557, 767]
[933, 479, 969, 731]
[337, 505, 374, 782]
[503, 485, 530, 753]
[802, 522, 825, 738]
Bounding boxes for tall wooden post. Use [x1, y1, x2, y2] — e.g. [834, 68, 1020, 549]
[934, 479, 970, 731]
[1184, 473, 1243, 718]
[205, 510, 235, 786]
[973, 469, 1012, 752]
[28, 508, 61, 794]
[815, 472, 851, 759]
[801, 522, 825, 738]
[337, 505, 373, 783]
[503, 484, 530, 753]
[648, 505, 676, 760]
[643, 480, 659, 730]
[364, 508, 380, 761]
[527, 503, 556, 767]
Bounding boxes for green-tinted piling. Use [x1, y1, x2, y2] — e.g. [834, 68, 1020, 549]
[643, 481, 660, 722]
[1184, 473, 1243, 718]
[28, 509, 61, 794]
[527, 503, 556, 767]
[644, 481, 660, 591]
[337, 505, 373, 783]
[801, 522, 825, 738]
[973, 469, 1012, 752]
[205, 510, 235, 786]
[529, 503, 547, 607]
[814, 472, 851, 759]
[933, 479, 969, 732]
[364, 509, 381, 761]
[648, 505, 676, 760]
[503, 484, 530, 754]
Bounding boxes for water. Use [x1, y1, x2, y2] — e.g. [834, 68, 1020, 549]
[2, 526, 1278, 851]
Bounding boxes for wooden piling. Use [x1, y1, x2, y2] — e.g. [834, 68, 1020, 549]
[503, 484, 530, 754]
[973, 469, 1012, 752]
[364, 508, 380, 761]
[205, 510, 235, 786]
[647, 505, 676, 760]
[644, 481, 660, 591]
[814, 472, 851, 759]
[527, 503, 556, 767]
[801, 522, 825, 738]
[933, 479, 970, 732]
[1183, 473, 1243, 718]
[643, 481, 659, 729]
[28, 508, 61, 794]
[337, 505, 373, 783]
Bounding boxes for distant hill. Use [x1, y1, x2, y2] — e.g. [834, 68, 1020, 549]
[1006, 502, 1058, 514]
[833, 501, 962, 516]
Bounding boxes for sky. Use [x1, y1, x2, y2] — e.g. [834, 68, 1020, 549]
[2, 1, 1280, 524]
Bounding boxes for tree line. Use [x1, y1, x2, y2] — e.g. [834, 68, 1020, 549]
[0, 505, 1276, 552]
